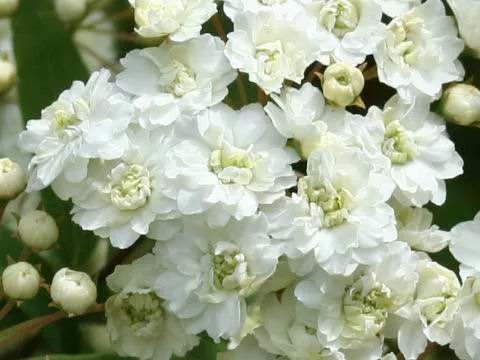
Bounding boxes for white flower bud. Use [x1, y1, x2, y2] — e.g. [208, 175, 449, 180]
[50, 268, 97, 315]
[442, 84, 480, 127]
[2, 262, 40, 300]
[0, 58, 16, 94]
[322, 62, 365, 107]
[54, 0, 87, 23]
[18, 210, 59, 251]
[0, 158, 26, 201]
[0, 0, 18, 18]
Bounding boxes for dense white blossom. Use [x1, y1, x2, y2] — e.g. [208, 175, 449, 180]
[302, 0, 385, 65]
[18, 69, 133, 192]
[374, 0, 421, 18]
[223, 0, 302, 20]
[154, 215, 279, 341]
[162, 103, 298, 227]
[363, 95, 463, 206]
[225, 11, 321, 94]
[265, 143, 396, 276]
[374, 0, 465, 101]
[129, 0, 217, 41]
[106, 254, 199, 360]
[65, 127, 179, 249]
[450, 212, 480, 280]
[117, 34, 236, 127]
[447, 0, 480, 58]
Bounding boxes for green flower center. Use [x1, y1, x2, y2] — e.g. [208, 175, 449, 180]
[110, 164, 152, 210]
[256, 41, 283, 77]
[163, 60, 197, 97]
[122, 293, 163, 330]
[209, 142, 257, 185]
[317, 0, 359, 38]
[212, 249, 251, 291]
[382, 120, 417, 165]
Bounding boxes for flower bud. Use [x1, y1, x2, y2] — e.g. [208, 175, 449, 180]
[441, 84, 480, 127]
[0, 0, 18, 18]
[54, 0, 87, 23]
[2, 262, 40, 300]
[0, 58, 16, 94]
[18, 210, 59, 251]
[322, 62, 365, 107]
[50, 268, 97, 315]
[0, 158, 26, 201]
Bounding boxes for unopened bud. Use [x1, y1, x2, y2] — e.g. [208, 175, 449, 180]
[0, 158, 26, 201]
[322, 62, 364, 107]
[441, 84, 480, 127]
[0, 58, 16, 94]
[2, 262, 40, 300]
[18, 210, 59, 251]
[0, 0, 18, 18]
[54, 0, 87, 23]
[50, 268, 97, 315]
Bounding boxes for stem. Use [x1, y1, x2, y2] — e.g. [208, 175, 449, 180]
[0, 300, 15, 321]
[418, 343, 437, 360]
[363, 66, 378, 81]
[305, 62, 322, 84]
[236, 74, 249, 106]
[212, 14, 227, 42]
[257, 87, 268, 106]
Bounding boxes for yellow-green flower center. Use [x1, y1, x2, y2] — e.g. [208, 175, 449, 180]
[382, 120, 417, 165]
[110, 164, 152, 210]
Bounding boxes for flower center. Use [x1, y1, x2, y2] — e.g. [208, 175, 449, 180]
[110, 164, 152, 210]
[122, 293, 164, 331]
[209, 142, 257, 185]
[317, 0, 359, 37]
[255, 41, 283, 77]
[381, 120, 417, 165]
[421, 299, 447, 324]
[298, 176, 353, 228]
[212, 246, 251, 291]
[343, 282, 392, 337]
[162, 60, 197, 97]
[387, 19, 423, 66]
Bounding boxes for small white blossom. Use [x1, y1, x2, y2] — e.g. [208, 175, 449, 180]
[442, 84, 480, 127]
[66, 127, 179, 249]
[154, 215, 279, 341]
[374, 0, 465, 101]
[163, 103, 298, 227]
[2, 261, 40, 300]
[374, 0, 421, 18]
[447, 0, 480, 58]
[322, 62, 364, 107]
[364, 95, 463, 206]
[392, 200, 450, 253]
[265, 143, 396, 276]
[0, 157, 26, 200]
[18, 69, 134, 192]
[18, 210, 59, 251]
[117, 34, 236, 125]
[218, 336, 277, 360]
[129, 0, 217, 41]
[302, 0, 385, 65]
[223, 0, 302, 20]
[225, 11, 321, 94]
[106, 254, 199, 360]
[450, 211, 480, 280]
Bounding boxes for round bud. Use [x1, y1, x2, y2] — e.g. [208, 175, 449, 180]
[2, 262, 40, 300]
[18, 210, 59, 251]
[0, 0, 19, 18]
[54, 0, 87, 23]
[441, 84, 480, 127]
[0, 158, 26, 201]
[50, 268, 97, 315]
[322, 62, 365, 107]
[0, 58, 16, 94]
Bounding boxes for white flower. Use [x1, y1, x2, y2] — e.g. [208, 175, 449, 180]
[264, 83, 346, 159]
[18, 210, 59, 251]
[255, 289, 347, 360]
[116, 34, 236, 126]
[163, 103, 298, 227]
[374, 0, 465, 101]
[442, 83, 480, 127]
[450, 211, 480, 280]
[302, 0, 385, 65]
[447, 0, 480, 58]
[2, 261, 40, 300]
[397, 260, 460, 359]
[364, 95, 463, 206]
[223, 0, 302, 20]
[65, 127, 179, 249]
[294, 243, 417, 352]
[154, 215, 279, 341]
[392, 200, 450, 253]
[218, 336, 278, 360]
[322, 62, 365, 107]
[106, 254, 199, 360]
[18, 69, 133, 192]
[130, 0, 217, 41]
[374, 0, 421, 18]
[450, 277, 480, 360]
[265, 143, 396, 276]
[225, 11, 321, 94]
[0, 157, 26, 200]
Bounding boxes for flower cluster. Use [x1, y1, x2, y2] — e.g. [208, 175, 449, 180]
[16, 0, 480, 359]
